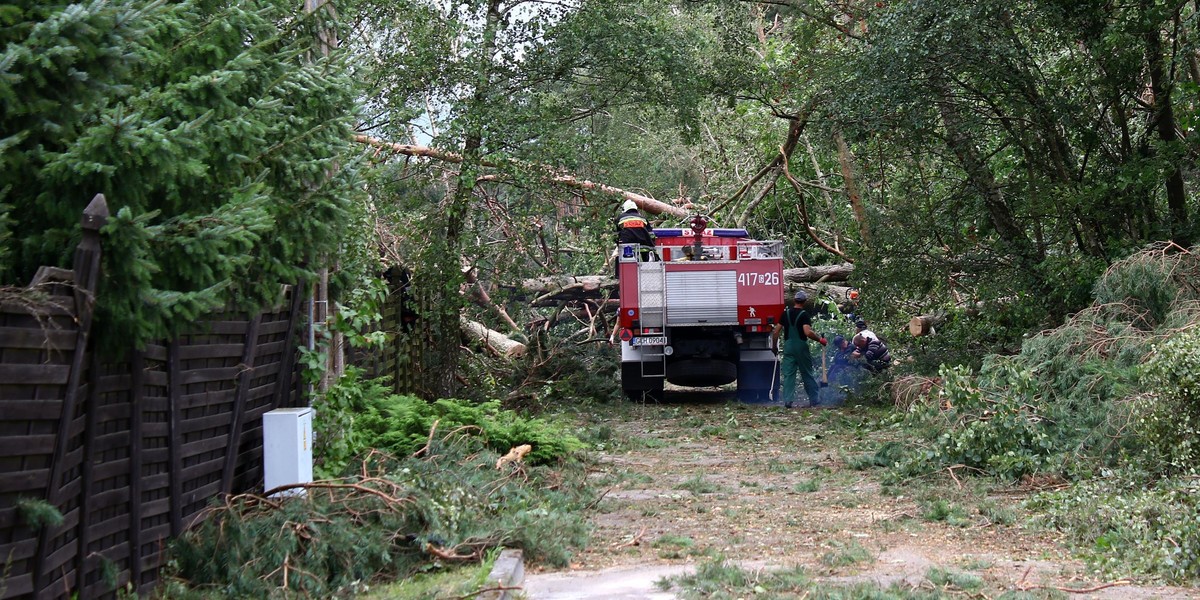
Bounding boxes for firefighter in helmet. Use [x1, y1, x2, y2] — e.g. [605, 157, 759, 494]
[615, 200, 656, 261]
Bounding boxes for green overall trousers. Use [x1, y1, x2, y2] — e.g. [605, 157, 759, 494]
[781, 310, 819, 407]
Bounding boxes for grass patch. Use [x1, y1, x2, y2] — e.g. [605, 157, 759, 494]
[675, 475, 725, 495]
[653, 534, 696, 559]
[793, 479, 820, 493]
[820, 540, 873, 568]
[666, 557, 1024, 599]
[358, 553, 497, 599]
[921, 499, 972, 527]
[926, 566, 983, 591]
[976, 499, 1018, 526]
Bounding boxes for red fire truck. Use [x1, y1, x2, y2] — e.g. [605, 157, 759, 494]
[616, 216, 785, 402]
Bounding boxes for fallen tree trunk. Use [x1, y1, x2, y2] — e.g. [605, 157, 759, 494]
[518, 275, 617, 306]
[462, 319, 527, 358]
[783, 264, 854, 283]
[357, 135, 689, 218]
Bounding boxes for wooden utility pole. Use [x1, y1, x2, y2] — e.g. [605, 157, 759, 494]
[304, 0, 341, 391]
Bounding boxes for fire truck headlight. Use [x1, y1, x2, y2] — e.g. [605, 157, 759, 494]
[663, 345, 674, 356]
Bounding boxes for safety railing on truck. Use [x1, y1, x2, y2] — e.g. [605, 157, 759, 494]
[617, 241, 783, 263]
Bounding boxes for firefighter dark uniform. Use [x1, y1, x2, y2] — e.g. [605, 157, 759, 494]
[615, 201, 656, 260]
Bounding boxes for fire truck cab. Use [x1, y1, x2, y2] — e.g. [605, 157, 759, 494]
[616, 216, 785, 402]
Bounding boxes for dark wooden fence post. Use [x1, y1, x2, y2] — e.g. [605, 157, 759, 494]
[166, 340, 183, 537]
[275, 286, 305, 408]
[33, 195, 107, 598]
[127, 349, 145, 589]
[220, 314, 262, 494]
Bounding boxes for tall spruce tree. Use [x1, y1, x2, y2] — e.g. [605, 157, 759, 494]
[1, 0, 361, 345]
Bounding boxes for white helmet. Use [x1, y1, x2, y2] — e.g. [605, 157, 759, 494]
[621, 200, 638, 212]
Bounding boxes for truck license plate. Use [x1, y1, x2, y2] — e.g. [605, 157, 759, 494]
[631, 336, 667, 346]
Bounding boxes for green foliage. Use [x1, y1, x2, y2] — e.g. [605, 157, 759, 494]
[667, 557, 994, 599]
[1032, 473, 1200, 583]
[2, 0, 363, 347]
[889, 246, 1200, 583]
[820, 541, 873, 568]
[925, 567, 982, 592]
[895, 363, 1054, 480]
[920, 499, 971, 527]
[1133, 329, 1200, 476]
[163, 441, 591, 597]
[674, 475, 724, 495]
[16, 498, 63, 530]
[894, 245, 1200, 482]
[312, 368, 584, 478]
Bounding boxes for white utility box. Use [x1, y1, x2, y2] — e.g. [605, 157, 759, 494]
[263, 407, 314, 496]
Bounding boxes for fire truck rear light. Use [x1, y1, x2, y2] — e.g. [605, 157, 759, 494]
[654, 229, 684, 237]
[713, 228, 748, 237]
[622, 246, 634, 258]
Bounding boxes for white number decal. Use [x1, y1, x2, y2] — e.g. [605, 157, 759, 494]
[738, 272, 779, 287]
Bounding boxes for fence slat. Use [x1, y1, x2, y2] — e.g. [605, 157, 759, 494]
[0, 364, 70, 385]
[0, 327, 77, 350]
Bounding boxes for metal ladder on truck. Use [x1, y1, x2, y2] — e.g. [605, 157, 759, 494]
[637, 260, 667, 379]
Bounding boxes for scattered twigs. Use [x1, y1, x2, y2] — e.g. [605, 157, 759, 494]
[260, 480, 413, 508]
[425, 543, 483, 562]
[412, 419, 441, 458]
[452, 584, 524, 600]
[611, 525, 647, 549]
[1017, 578, 1132, 594]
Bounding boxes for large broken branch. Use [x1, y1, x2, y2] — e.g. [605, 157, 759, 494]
[462, 318, 527, 358]
[356, 135, 689, 218]
[781, 146, 855, 263]
[518, 275, 616, 307]
[783, 263, 854, 283]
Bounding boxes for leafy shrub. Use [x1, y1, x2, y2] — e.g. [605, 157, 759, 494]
[358, 395, 584, 466]
[1134, 329, 1200, 475]
[898, 362, 1055, 480]
[1032, 473, 1200, 583]
[311, 368, 584, 478]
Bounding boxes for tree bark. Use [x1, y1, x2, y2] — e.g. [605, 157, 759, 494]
[833, 127, 870, 245]
[428, 0, 503, 397]
[783, 263, 854, 283]
[462, 319, 527, 358]
[932, 73, 1037, 265]
[1144, 6, 1189, 236]
[909, 314, 944, 337]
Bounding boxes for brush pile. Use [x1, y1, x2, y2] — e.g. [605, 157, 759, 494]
[899, 242, 1200, 480]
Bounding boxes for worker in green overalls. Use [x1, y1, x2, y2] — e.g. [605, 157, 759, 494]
[771, 290, 828, 408]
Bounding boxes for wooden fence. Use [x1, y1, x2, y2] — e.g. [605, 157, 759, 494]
[0, 196, 307, 599]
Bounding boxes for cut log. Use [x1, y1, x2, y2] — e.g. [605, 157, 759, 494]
[783, 264, 854, 283]
[909, 314, 944, 337]
[462, 319, 527, 358]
